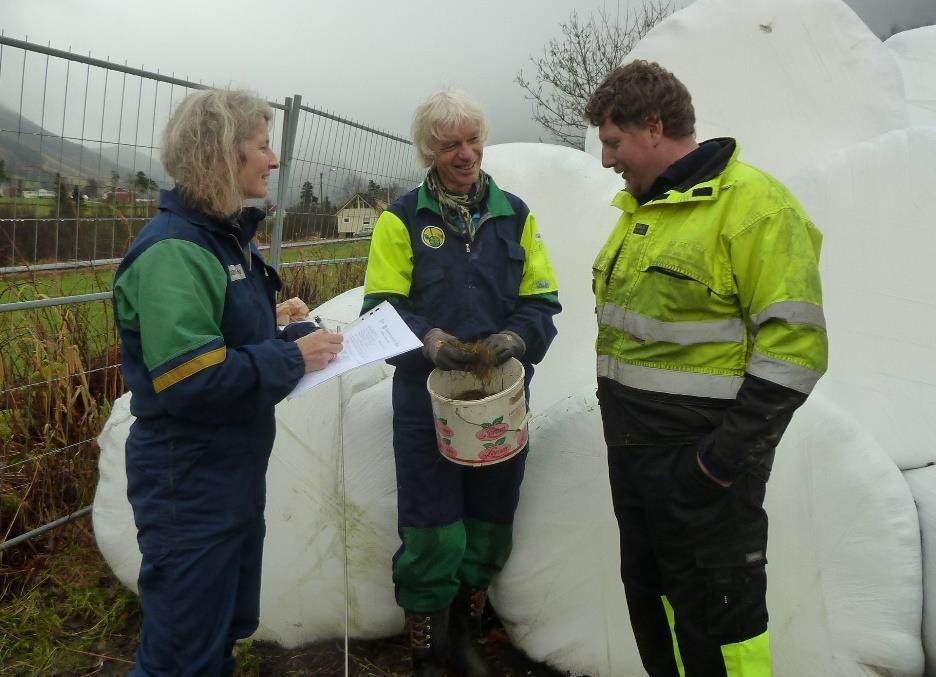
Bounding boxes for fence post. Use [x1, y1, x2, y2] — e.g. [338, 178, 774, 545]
[269, 94, 302, 270]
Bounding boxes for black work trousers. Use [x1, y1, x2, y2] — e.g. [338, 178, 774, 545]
[608, 441, 771, 677]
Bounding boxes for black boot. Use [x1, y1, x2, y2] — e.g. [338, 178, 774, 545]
[449, 586, 493, 677]
[405, 609, 450, 677]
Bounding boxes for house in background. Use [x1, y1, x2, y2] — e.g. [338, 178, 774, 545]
[22, 188, 55, 199]
[102, 187, 131, 204]
[335, 193, 386, 238]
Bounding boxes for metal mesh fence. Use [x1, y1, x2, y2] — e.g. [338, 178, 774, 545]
[0, 34, 423, 551]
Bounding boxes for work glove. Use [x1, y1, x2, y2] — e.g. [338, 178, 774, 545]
[482, 331, 526, 365]
[422, 328, 477, 371]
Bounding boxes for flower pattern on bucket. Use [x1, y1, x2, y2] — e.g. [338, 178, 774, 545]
[435, 417, 454, 439]
[439, 439, 459, 459]
[476, 416, 509, 441]
[478, 437, 514, 462]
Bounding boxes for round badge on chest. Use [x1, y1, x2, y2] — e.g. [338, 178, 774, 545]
[421, 225, 445, 249]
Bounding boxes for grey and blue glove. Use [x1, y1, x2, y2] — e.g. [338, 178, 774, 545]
[481, 331, 526, 365]
[422, 328, 477, 371]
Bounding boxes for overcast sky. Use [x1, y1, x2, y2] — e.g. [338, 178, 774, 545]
[3, 0, 935, 145]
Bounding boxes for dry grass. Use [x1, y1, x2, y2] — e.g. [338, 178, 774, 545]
[1, 274, 122, 569]
[278, 260, 367, 310]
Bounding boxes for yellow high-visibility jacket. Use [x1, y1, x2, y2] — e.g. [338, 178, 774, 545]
[593, 141, 827, 402]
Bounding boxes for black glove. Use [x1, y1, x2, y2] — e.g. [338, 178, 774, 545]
[482, 331, 526, 365]
[422, 328, 476, 371]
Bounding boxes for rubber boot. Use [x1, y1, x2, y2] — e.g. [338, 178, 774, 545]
[405, 609, 450, 677]
[449, 587, 492, 677]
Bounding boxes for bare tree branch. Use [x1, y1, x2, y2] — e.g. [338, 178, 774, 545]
[516, 1, 673, 148]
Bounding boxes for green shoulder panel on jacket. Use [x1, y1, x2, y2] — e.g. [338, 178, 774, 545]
[114, 238, 228, 371]
[518, 212, 559, 297]
[364, 209, 414, 297]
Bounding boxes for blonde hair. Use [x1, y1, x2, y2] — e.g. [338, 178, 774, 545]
[411, 88, 490, 167]
[161, 89, 273, 218]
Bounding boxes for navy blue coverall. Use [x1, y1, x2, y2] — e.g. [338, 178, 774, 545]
[113, 189, 314, 675]
[362, 179, 560, 612]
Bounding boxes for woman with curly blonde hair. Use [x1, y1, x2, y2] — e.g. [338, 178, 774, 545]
[114, 88, 342, 676]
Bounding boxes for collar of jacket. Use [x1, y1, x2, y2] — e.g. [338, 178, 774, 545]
[157, 187, 266, 244]
[415, 175, 515, 219]
[611, 137, 740, 215]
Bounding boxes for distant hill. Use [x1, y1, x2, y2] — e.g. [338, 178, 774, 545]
[0, 103, 168, 190]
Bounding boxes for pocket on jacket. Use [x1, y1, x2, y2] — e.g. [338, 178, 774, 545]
[639, 241, 735, 320]
[410, 266, 447, 311]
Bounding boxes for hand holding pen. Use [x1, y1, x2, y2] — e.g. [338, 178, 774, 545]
[294, 316, 343, 372]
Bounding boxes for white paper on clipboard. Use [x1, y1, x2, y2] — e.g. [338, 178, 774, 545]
[287, 301, 420, 398]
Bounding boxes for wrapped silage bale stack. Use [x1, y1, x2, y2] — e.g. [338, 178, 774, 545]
[787, 126, 936, 675]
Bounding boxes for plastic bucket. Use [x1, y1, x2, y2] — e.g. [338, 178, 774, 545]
[426, 358, 529, 466]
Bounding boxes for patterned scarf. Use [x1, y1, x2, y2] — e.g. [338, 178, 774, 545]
[424, 167, 489, 242]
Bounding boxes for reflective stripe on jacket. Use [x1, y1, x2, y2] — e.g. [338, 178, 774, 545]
[593, 141, 827, 400]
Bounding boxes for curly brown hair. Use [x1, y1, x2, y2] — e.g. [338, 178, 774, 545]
[585, 60, 695, 138]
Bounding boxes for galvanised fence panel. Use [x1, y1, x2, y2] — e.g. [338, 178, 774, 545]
[0, 35, 423, 553]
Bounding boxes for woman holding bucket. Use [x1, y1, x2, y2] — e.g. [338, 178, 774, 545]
[362, 87, 560, 676]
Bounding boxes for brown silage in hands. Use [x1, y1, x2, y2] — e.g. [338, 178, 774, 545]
[444, 339, 498, 399]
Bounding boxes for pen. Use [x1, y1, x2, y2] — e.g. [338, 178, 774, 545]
[313, 315, 340, 333]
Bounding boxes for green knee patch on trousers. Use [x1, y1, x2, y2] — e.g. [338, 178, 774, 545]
[395, 522, 466, 612]
[394, 519, 514, 611]
[458, 518, 514, 588]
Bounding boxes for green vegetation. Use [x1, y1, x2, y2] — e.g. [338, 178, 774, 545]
[278, 240, 369, 308]
[0, 533, 140, 676]
[0, 197, 157, 218]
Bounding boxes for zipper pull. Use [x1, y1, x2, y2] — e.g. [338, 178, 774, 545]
[465, 242, 471, 254]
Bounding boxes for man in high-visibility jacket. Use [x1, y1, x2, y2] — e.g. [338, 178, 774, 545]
[585, 60, 828, 676]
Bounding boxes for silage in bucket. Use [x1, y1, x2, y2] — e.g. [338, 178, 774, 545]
[427, 358, 529, 466]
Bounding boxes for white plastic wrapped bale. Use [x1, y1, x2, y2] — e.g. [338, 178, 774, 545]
[786, 127, 936, 471]
[585, 0, 908, 181]
[492, 388, 923, 676]
[307, 286, 371, 334]
[92, 392, 142, 591]
[254, 371, 400, 646]
[481, 143, 622, 413]
[905, 466, 936, 677]
[886, 26, 936, 128]
[765, 396, 922, 677]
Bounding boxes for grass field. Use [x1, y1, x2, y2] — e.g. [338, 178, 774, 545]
[0, 197, 157, 219]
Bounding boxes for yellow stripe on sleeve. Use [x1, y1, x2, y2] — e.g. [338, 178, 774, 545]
[152, 346, 227, 393]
